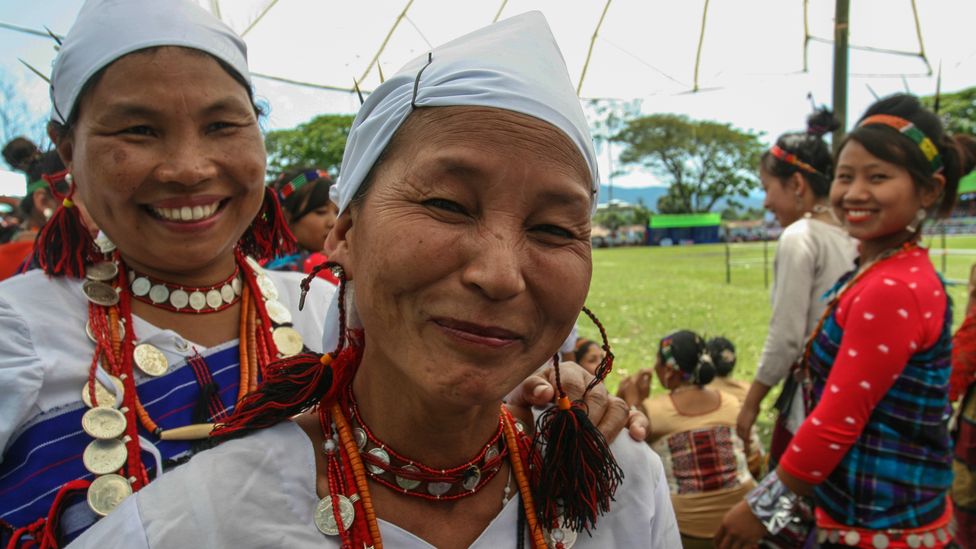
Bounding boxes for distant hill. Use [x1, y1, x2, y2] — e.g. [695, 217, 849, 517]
[597, 184, 764, 212]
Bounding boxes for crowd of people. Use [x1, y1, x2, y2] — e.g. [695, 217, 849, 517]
[0, 0, 974, 548]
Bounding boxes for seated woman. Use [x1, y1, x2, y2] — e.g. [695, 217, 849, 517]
[622, 330, 755, 548]
[265, 167, 340, 284]
[70, 12, 678, 549]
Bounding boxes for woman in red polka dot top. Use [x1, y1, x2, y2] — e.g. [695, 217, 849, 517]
[717, 94, 976, 549]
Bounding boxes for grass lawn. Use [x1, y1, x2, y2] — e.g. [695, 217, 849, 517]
[581, 234, 975, 442]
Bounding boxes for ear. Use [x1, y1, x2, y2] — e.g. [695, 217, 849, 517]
[324, 209, 354, 280]
[32, 189, 57, 213]
[788, 172, 807, 196]
[919, 173, 945, 210]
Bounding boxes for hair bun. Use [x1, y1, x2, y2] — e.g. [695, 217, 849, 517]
[806, 107, 840, 138]
[953, 134, 976, 178]
[2, 137, 40, 173]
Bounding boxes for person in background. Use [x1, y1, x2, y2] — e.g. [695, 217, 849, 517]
[706, 336, 748, 403]
[621, 330, 755, 549]
[949, 260, 976, 546]
[265, 167, 339, 284]
[574, 338, 606, 376]
[719, 93, 974, 549]
[736, 108, 857, 467]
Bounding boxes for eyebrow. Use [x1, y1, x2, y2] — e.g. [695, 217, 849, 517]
[435, 157, 590, 208]
[95, 96, 251, 122]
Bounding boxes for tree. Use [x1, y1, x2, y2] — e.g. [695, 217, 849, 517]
[920, 86, 976, 135]
[585, 99, 642, 201]
[615, 114, 764, 214]
[264, 114, 355, 180]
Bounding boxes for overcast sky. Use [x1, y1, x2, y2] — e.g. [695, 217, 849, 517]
[1, 0, 974, 195]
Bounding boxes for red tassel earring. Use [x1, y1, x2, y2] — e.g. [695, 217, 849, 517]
[238, 186, 298, 260]
[32, 169, 96, 278]
[531, 306, 623, 534]
[212, 262, 358, 441]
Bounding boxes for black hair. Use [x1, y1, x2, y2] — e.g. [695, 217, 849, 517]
[574, 339, 599, 364]
[19, 151, 66, 216]
[2, 137, 39, 172]
[659, 330, 716, 387]
[48, 46, 264, 142]
[760, 107, 840, 198]
[271, 167, 333, 223]
[841, 93, 976, 219]
[706, 336, 737, 377]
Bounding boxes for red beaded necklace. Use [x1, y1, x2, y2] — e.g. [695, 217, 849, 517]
[344, 386, 509, 501]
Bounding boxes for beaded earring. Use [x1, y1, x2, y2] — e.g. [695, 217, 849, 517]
[532, 306, 623, 534]
[33, 170, 96, 277]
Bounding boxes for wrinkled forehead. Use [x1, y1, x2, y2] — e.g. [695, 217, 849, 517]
[386, 106, 593, 190]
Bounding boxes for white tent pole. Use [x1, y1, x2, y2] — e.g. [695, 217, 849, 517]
[492, 0, 509, 23]
[692, 0, 711, 92]
[209, 0, 222, 20]
[241, 0, 281, 38]
[359, 0, 416, 83]
[577, 0, 612, 96]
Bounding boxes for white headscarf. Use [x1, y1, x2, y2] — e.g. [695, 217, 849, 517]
[50, 0, 250, 124]
[323, 11, 599, 352]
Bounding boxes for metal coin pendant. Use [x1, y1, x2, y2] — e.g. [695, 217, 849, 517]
[86, 320, 125, 344]
[272, 327, 304, 357]
[395, 464, 421, 490]
[188, 291, 207, 311]
[907, 534, 922, 548]
[83, 280, 119, 307]
[844, 530, 861, 546]
[313, 495, 355, 536]
[244, 255, 263, 273]
[366, 447, 390, 475]
[133, 343, 169, 377]
[205, 289, 223, 309]
[86, 261, 119, 282]
[131, 277, 151, 297]
[462, 466, 481, 491]
[87, 473, 132, 517]
[81, 407, 127, 439]
[257, 274, 279, 301]
[148, 284, 169, 304]
[265, 300, 292, 325]
[872, 533, 889, 549]
[353, 428, 367, 450]
[484, 445, 499, 461]
[546, 520, 578, 549]
[83, 438, 128, 475]
[231, 277, 242, 296]
[81, 376, 125, 408]
[220, 283, 236, 304]
[169, 289, 189, 309]
[427, 481, 452, 497]
[922, 533, 936, 548]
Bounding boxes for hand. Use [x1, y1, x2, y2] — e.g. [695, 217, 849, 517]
[715, 500, 766, 549]
[736, 402, 760, 455]
[616, 368, 652, 407]
[505, 361, 646, 443]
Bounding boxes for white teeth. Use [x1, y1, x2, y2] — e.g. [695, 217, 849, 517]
[848, 210, 872, 217]
[151, 200, 221, 222]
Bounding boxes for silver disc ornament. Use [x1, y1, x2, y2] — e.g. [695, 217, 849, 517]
[87, 474, 132, 517]
[81, 375, 125, 408]
[86, 261, 119, 282]
[133, 343, 169, 377]
[81, 407, 127, 439]
[314, 495, 355, 536]
[83, 438, 128, 475]
[272, 327, 304, 357]
[83, 280, 119, 307]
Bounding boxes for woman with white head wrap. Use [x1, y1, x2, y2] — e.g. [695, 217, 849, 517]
[0, 0, 335, 546]
[70, 11, 679, 549]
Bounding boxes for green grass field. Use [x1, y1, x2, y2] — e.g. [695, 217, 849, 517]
[580, 234, 976, 441]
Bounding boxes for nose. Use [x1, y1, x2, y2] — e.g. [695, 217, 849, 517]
[154, 134, 218, 186]
[460, 228, 527, 301]
[842, 175, 871, 203]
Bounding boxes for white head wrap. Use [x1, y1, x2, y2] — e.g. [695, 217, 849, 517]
[323, 11, 599, 352]
[50, 0, 250, 124]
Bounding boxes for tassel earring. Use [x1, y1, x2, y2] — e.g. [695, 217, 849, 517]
[906, 208, 927, 233]
[531, 306, 623, 534]
[33, 170, 96, 277]
[212, 262, 356, 441]
[239, 187, 298, 260]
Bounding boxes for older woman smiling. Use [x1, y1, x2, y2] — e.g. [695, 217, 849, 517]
[70, 12, 678, 549]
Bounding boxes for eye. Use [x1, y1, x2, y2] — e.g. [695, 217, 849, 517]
[206, 121, 237, 133]
[834, 173, 853, 183]
[119, 125, 155, 137]
[869, 173, 889, 183]
[531, 224, 575, 239]
[422, 198, 467, 215]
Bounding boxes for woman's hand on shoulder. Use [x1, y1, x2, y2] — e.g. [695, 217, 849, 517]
[505, 361, 648, 443]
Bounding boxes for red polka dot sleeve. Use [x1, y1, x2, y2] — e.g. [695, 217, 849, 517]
[779, 255, 946, 484]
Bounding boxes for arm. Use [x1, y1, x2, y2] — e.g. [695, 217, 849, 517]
[778, 278, 928, 484]
[0, 296, 44, 459]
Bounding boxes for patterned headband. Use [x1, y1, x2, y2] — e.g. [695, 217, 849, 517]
[858, 114, 944, 174]
[769, 144, 820, 175]
[659, 335, 692, 381]
[277, 169, 329, 201]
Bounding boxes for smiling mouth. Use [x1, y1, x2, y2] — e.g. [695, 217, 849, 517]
[433, 318, 522, 347]
[845, 209, 875, 222]
[147, 199, 227, 223]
